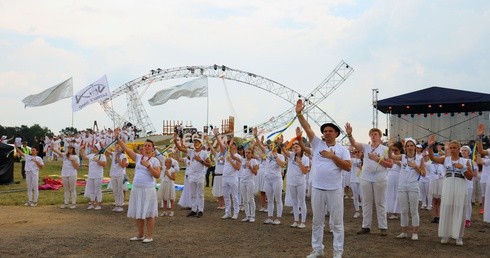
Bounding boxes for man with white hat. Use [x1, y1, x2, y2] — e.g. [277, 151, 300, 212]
[174, 134, 210, 218]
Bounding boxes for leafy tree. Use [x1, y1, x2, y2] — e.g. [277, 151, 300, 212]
[60, 127, 78, 136]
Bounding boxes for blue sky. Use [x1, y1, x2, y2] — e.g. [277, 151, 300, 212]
[1, 0, 489, 143]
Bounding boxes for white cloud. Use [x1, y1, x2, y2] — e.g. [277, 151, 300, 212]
[1, 0, 489, 143]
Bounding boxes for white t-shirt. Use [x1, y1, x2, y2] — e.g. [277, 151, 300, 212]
[133, 154, 160, 186]
[264, 152, 285, 180]
[24, 155, 44, 176]
[480, 151, 490, 183]
[399, 155, 423, 185]
[311, 137, 350, 190]
[162, 167, 176, 183]
[109, 152, 127, 177]
[360, 143, 389, 182]
[241, 157, 258, 183]
[223, 152, 242, 179]
[349, 158, 363, 183]
[61, 154, 80, 177]
[186, 149, 208, 181]
[87, 153, 106, 179]
[286, 152, 310, 186]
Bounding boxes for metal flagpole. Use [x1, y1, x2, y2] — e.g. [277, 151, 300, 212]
[206, 82, 209, 132]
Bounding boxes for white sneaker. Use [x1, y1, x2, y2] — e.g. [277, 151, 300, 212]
[427, 206, 433, 210]
[60, 204, 68, 209]
[272, 219, 281, 225]
[129, 236, 144, 241]
[421, 204, 427, 210]
[87, 204, 94, 210]
[30, 202, 37, 207]
[241, 217, 249, 222]
[456, 238, 463, 246]
[24, 201, 31, 206]
[441, 237, 449, 244]
[221, 214, 231, 219]
[231, 214, 238, 220]
[353, 212, 360, 218]
[94, 205, 102, 210]
[411, 233, 418, 241]
[396, 233, 408, 239]
[248, 217, 255, 223]
[168, 211, 174, 217]
[69, 205, 77, 209]
[160, 211, 168, 217]
[298, 223, 306, 229]
[115, 207, 124, 212]
[306, 249, 324, 258]
[290, 222, 298, 228]
[333, 251, 343, 258]
[263, 218, 273, 224]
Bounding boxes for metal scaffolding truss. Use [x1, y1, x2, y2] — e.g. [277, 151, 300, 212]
[252, 60, 354, 135]
[100, 62, 353, 136]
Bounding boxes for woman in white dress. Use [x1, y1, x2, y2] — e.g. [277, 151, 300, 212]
[116, 130, 161, 243]
[427, 135, 472, 245]
[386, 142, 403, 220]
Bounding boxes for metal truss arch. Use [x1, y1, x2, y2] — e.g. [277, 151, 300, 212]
[101, 63, 353, 136]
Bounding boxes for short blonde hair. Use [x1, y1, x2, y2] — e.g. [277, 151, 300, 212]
[369, 128, 382, 136]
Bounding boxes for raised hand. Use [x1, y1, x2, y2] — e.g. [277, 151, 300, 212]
[428, 135, 436, 146]
[295, 126, 302, 138]
[477, 123, 485, 136]
[296, 99, 304, 114]
[344, 123, 353, 135]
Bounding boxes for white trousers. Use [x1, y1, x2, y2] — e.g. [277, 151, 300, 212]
[240, 180, 256, 219]
[189, 179, 205, 212]
[386, 173, 399, 213]
[264, 178, 283, 218]
[351, 182, 361, 212]
[419, 181, 431, 207]
[311, 188, 344, 252]
[398, 182, 420, 227]
[222, 177, 239, 215]
[287, 183, 307, 223]
[111, 175, 125, 206]
[86, 178, 102, 202]
[466, 187, 473, 220]
[360, 179, 388, 229]
[26, 172, 39, 203]
[62, 176, 77, 205]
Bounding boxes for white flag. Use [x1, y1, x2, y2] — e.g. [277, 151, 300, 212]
[148, 76, 208, 106]
[22, 77, 73, 107]
[72, 75, 111, 112]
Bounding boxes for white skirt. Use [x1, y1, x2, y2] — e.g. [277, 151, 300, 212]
[212, 175, 223, 197]
[157, 181, 175, 201]
[438, 177, 467, 239]
[178, 175, 192, 208]
[255, 168, 266, 192]
[127, 184, 158, 219]
[429, 178, 443, 198]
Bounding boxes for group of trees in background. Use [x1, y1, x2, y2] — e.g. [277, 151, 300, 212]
[0, 124, 78, 146]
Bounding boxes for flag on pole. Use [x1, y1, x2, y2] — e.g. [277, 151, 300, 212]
[148, 76, 208, 106]
[22, 77, 73, 107]
[72, 75, 111, 112]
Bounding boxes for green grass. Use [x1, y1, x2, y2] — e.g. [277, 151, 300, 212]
[0, 160, 214, 206]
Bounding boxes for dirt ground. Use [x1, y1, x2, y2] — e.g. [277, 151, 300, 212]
[0, 192, 489, 258]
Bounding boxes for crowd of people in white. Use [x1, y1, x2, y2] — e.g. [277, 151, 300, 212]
[7, 100, 490, 257]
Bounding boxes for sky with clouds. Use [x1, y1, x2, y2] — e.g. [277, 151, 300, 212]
[1, 0, 489, 143]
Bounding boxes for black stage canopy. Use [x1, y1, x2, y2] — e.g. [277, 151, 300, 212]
[377, 86, 490, 115]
